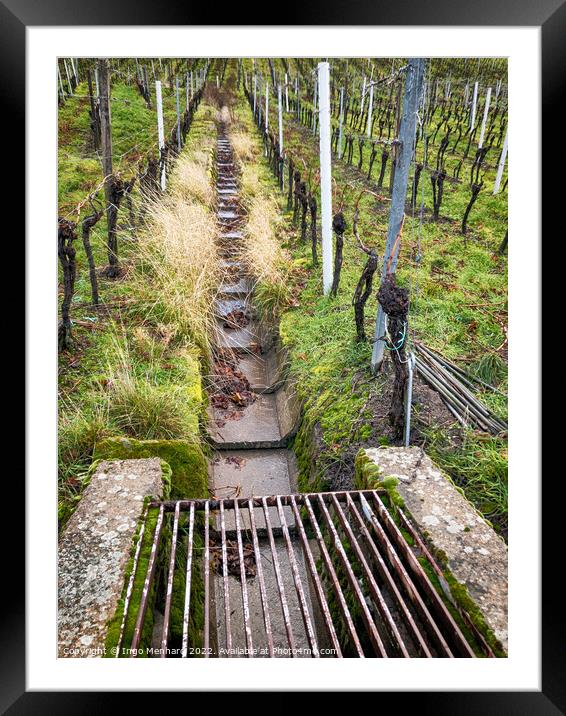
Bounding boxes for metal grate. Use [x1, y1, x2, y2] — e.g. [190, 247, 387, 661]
[120, 490, 491, 658]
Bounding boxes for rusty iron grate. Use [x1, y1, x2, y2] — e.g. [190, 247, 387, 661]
[119, 490, 492, 658]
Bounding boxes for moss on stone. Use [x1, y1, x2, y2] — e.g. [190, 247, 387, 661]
[94, 437, 207, 500]
[104, 501, 161, 657]
[424, 548, 507, 657]
[354, 448, 405, 511]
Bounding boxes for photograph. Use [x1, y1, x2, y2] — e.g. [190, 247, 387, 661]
[56, 56, 510, 661]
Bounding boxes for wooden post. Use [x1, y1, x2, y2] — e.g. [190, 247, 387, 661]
[278, 84, 284, 152]
[175, 76, 182, 151]
[338, 87, 345, 159]
[312, 77, 318, 134]
[366, 80, 374, 138]
[317, 61, 333, 296]
[98, 59, 118, 273]
[155, 80, 166, 190]
[371, 58, 425, 373]
[265, 79, 269, 131]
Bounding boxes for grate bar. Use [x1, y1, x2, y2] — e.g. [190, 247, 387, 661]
[369, 491, 475, 658]
[203, 501, 210, 657]
[276, 496, 319, 657]
[181, 502, 195, 657]
[234, 500, 254, 656]
[219, 500, 232, 656]
[358, 492, 454, 656]
[247, 498, 275, 656]
[261, 496, 296, 654]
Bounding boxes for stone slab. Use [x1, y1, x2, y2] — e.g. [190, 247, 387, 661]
[363, 446, 508, 653]
[58, 458, 164, 657]
[210, 393, 282, 444]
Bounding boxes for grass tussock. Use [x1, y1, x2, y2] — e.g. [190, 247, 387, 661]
[240, 195, 285, 283]
[169, 150, 214, 206]
[236, 193, 292, 320]
[231, 131, 257, 163]
[132, 156, 219, 351]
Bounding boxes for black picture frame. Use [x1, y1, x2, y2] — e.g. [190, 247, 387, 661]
[14, 1, 558, 710]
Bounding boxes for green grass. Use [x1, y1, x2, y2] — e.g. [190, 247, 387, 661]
[58, 90, 217, 530]
[232, 64, 508, 537]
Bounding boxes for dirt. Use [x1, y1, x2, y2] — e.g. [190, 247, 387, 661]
[321, 359, 462, 493]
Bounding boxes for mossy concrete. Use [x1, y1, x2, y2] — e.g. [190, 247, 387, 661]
[357, 446, 508, 654]
[58, 458, 164, 657]
[94, 437, 208, 500]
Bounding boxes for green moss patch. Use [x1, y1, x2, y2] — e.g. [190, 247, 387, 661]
[94, 437, 208, 500]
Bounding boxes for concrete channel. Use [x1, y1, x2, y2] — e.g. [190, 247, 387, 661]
[208, 116, 322, 658]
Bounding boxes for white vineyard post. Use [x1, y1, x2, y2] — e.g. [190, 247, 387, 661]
[63, 59, 73, 94]
[185, 73, 189, 110]
[470, 80, 479, 130]
[478, 86, 492, 148]
[493, 127, 508, 194]
[317, 61, 333, 296]
[155, 80, 166, 191]
[285, 72, 289, 111]
[253, 74, 257, 116]
[71, 58, 78, 85]
[366, 80, 374, 138]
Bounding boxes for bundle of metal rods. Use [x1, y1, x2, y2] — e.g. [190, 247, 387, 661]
[413, 342, 507, 435]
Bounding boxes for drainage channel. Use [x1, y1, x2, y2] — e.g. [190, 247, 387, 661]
[122, 116, 488, 659]
[206, 117, 316, 656]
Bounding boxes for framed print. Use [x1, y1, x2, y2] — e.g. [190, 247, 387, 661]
[11, 0, 558, 709]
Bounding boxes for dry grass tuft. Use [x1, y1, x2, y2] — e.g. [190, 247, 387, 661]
[169, 151, 213, 206]
[231, 131, 257, 163]
[237, 194, 287, 286]
[132, 152, 220, 352]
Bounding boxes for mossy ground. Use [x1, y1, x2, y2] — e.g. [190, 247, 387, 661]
[94, 437, 207, 501]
